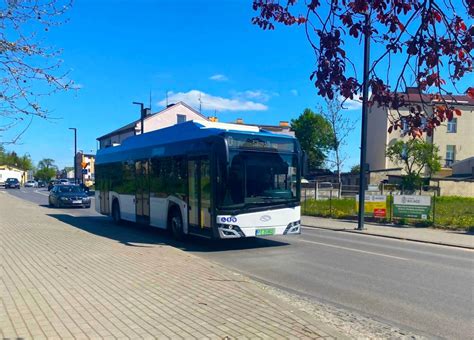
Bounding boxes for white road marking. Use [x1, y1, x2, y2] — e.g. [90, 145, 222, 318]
[34, 190, 50, 197]
[296, 239, 409, 261]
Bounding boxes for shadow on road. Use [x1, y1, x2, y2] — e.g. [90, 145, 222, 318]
[46, 214, 290, 252]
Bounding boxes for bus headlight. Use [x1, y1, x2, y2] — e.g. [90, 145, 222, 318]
[217, 224, 245, 238]
[284, 220, 301, 235]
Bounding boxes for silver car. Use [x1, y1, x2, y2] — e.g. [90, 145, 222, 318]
[24, 180, 38, 188]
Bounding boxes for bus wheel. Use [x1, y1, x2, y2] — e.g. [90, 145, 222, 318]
[170, 209, 184, 241]
[112, 200, 122, 225]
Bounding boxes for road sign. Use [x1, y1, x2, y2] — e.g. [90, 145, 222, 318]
[356, 194, 387, 218]
[81, 169, 88, 174]
[81, 161, 88, 169]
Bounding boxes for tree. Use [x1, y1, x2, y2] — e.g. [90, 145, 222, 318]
[35, 158, 57, 181]
[386, 139, 441, 191]
[319, 98, 357, 184]
[252, 1, 473, 137]
[0, 146, 33, 171]
[291, 108, 334, 171]
[1, 0, 73, 144]
[350, 164, 360, 174]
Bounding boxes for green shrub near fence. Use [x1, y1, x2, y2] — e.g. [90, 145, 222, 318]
[302, 195, 474, 231]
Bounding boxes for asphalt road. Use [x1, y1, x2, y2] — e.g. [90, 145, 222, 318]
[5, 188, 474, 339]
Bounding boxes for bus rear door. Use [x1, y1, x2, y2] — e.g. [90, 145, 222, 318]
[135, 160, 150, 224]
[187, 156, 212, 237]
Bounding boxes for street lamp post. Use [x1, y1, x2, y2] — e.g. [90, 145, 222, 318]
[357, 8, 372, 230]
[69, 128, 77, 184]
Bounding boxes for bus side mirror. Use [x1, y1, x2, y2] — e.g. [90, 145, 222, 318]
[301, 151, 308, 177]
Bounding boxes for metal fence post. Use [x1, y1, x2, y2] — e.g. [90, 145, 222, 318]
[432, 192, 436, 225]
[329, 190, 333, 218]
[303, 189, 306, 213]
[390, 192, 393, 223]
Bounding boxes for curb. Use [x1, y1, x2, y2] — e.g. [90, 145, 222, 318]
[303, 225, 474, 250]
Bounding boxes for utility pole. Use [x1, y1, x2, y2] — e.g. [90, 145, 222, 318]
[133, 102, 145, 134]
[69, 128, 77, 184]
[149, 90, 152, 112]
[357, 7, 372, 230]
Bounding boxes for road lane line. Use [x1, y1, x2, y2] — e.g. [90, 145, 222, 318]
[296, 239, 409, 261]
[34, 190, 50, 197]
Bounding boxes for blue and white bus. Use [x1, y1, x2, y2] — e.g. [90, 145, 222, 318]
[95, 120, 302, 239]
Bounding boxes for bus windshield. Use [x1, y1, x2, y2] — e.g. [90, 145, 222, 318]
[219, 150, 299, 209]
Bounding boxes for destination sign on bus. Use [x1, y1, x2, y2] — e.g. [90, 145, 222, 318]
[227, 136, 294, 152]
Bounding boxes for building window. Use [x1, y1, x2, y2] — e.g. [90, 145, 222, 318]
[400, 117, 410, 135]
[447, 118, 457, 133]
[177, 114, 186, 124]
[445, 145, 455, 167]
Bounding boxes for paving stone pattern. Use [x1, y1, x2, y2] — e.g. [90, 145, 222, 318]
[0, 193, 345, 339]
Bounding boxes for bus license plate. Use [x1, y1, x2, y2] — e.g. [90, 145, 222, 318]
[256, 228, 275, 236]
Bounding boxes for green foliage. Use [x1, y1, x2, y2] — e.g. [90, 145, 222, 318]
[350, 164, 360, 174]
[0, 146, 33, 171]
[291, 108, 334, 170]
[432, 196, 474, 230]
[386, 139, 441, 191]
[35, 167, 56, 181]
[303, 198, 357, 219]
[35, 158, 58, 181]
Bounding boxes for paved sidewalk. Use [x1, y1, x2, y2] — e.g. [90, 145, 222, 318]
[302, 215, 474, 249]
[0, 193, 347, 339]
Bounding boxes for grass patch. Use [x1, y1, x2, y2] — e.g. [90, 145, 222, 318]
[432, 196, 474, 231]
[302, 195, 474, 231]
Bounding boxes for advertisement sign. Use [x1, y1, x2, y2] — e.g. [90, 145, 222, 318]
[356, 195, 387, 218]
[393, 195, 431, 220]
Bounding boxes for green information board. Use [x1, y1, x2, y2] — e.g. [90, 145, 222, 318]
[393, 195, 431, 220]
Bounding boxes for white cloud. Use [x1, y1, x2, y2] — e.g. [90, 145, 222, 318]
[209, 74, 228, 82]
[339, 92, 371, 110]
[159, 90, 268, 112]
[290, 89, 298, 96]
[233, 89, 278, 102]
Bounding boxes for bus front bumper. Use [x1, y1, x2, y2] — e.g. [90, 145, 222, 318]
[216, 221, 301, 239]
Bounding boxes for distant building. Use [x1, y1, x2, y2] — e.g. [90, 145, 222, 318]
[97, 102, 295, 150]
[97, 102, 209, 149]
[0, 165, 26, 186]
[231, 118, 294, 137]
[366, 87, 474, 182]
[75, 152, 95, 185]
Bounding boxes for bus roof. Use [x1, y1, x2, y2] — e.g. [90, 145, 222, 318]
[96, 120, 295, 164]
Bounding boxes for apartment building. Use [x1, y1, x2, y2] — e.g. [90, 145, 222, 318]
[366, 87, 474, 178]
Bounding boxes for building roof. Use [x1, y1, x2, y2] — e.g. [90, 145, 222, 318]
[0, 165, 24, 172]
[97, 101, 207, 141]
[371, 87, 474, 107]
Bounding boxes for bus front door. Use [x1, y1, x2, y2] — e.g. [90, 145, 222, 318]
[187, 157, 212, 236]
[135, 160, 150, 225]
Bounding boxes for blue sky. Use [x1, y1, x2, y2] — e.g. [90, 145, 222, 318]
[6, 0, 467, 171]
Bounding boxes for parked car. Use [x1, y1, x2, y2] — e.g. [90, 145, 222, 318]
[24, 180, 38, 188]
[4, 178, 20, 189]
[37, 180, 46, 188]
[48, 180, 61, 191]
[48, 185, 91, 208]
